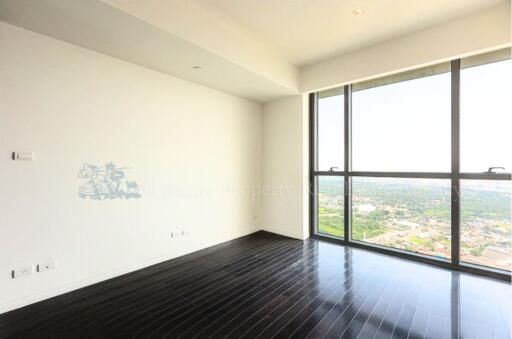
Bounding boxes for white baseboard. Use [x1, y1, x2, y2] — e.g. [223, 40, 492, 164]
[261, 226, 305, 240]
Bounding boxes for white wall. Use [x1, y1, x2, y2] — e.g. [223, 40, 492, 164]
[301, 2, 511, 92]
[261, 95, 309, 240]
[0, 22, 262, 313]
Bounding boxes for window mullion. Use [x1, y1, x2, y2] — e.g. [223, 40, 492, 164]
[309, 92, 317, 237]
[451, 59, 461, 266]
[344, 85, 352, 242]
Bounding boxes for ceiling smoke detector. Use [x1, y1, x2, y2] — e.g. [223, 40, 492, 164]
[352, 8, 364, 16]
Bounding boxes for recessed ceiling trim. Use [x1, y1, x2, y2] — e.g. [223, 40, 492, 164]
[0, 0, 299, 103]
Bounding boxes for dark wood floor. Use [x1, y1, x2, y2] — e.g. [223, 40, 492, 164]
[0, 231, 510, 339]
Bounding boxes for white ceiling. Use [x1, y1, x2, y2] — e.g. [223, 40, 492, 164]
[0, 0, 299, 103]
[194, 0, 508, 66]
[0, 0, 509, 102]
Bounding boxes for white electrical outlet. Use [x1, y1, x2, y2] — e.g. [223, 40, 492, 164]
[37, 260, 56, 273]
[171, 229, 188, 238]
[12, 265, 33, 279]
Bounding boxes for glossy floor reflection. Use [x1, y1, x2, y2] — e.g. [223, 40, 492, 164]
[0, 231, 510, 338]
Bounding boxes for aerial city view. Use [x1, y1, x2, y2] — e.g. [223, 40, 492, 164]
[318, 176, 512, 271]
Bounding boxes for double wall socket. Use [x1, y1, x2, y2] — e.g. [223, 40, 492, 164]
[170, 229, 189, 238]
[12, 259, 56, 279]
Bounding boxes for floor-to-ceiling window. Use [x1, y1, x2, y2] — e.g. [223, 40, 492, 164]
[316, 91, 345, 238]
[459, 51, 512, 272]
[311, 49, 511, 279]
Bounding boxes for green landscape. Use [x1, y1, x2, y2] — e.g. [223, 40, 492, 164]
[317, 177, 511, 270]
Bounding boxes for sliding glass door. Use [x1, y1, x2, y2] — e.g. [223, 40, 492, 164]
[310, 49, 511, 279]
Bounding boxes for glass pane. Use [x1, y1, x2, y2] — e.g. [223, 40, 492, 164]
[461, 180, 512, 271]
[352, 72, 451, 172]
[317, 94, 344, 171]
[317, 176, 344, 238]
[352, 177, 451, 258]
[460, 58, 512, 173]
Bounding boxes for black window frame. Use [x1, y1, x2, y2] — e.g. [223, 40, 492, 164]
[309, 54, 512, 281]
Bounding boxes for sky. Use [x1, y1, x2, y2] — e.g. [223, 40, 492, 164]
[317, 59, 511, 174]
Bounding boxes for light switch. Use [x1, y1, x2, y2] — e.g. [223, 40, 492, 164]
[12, 152, 35, 161]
